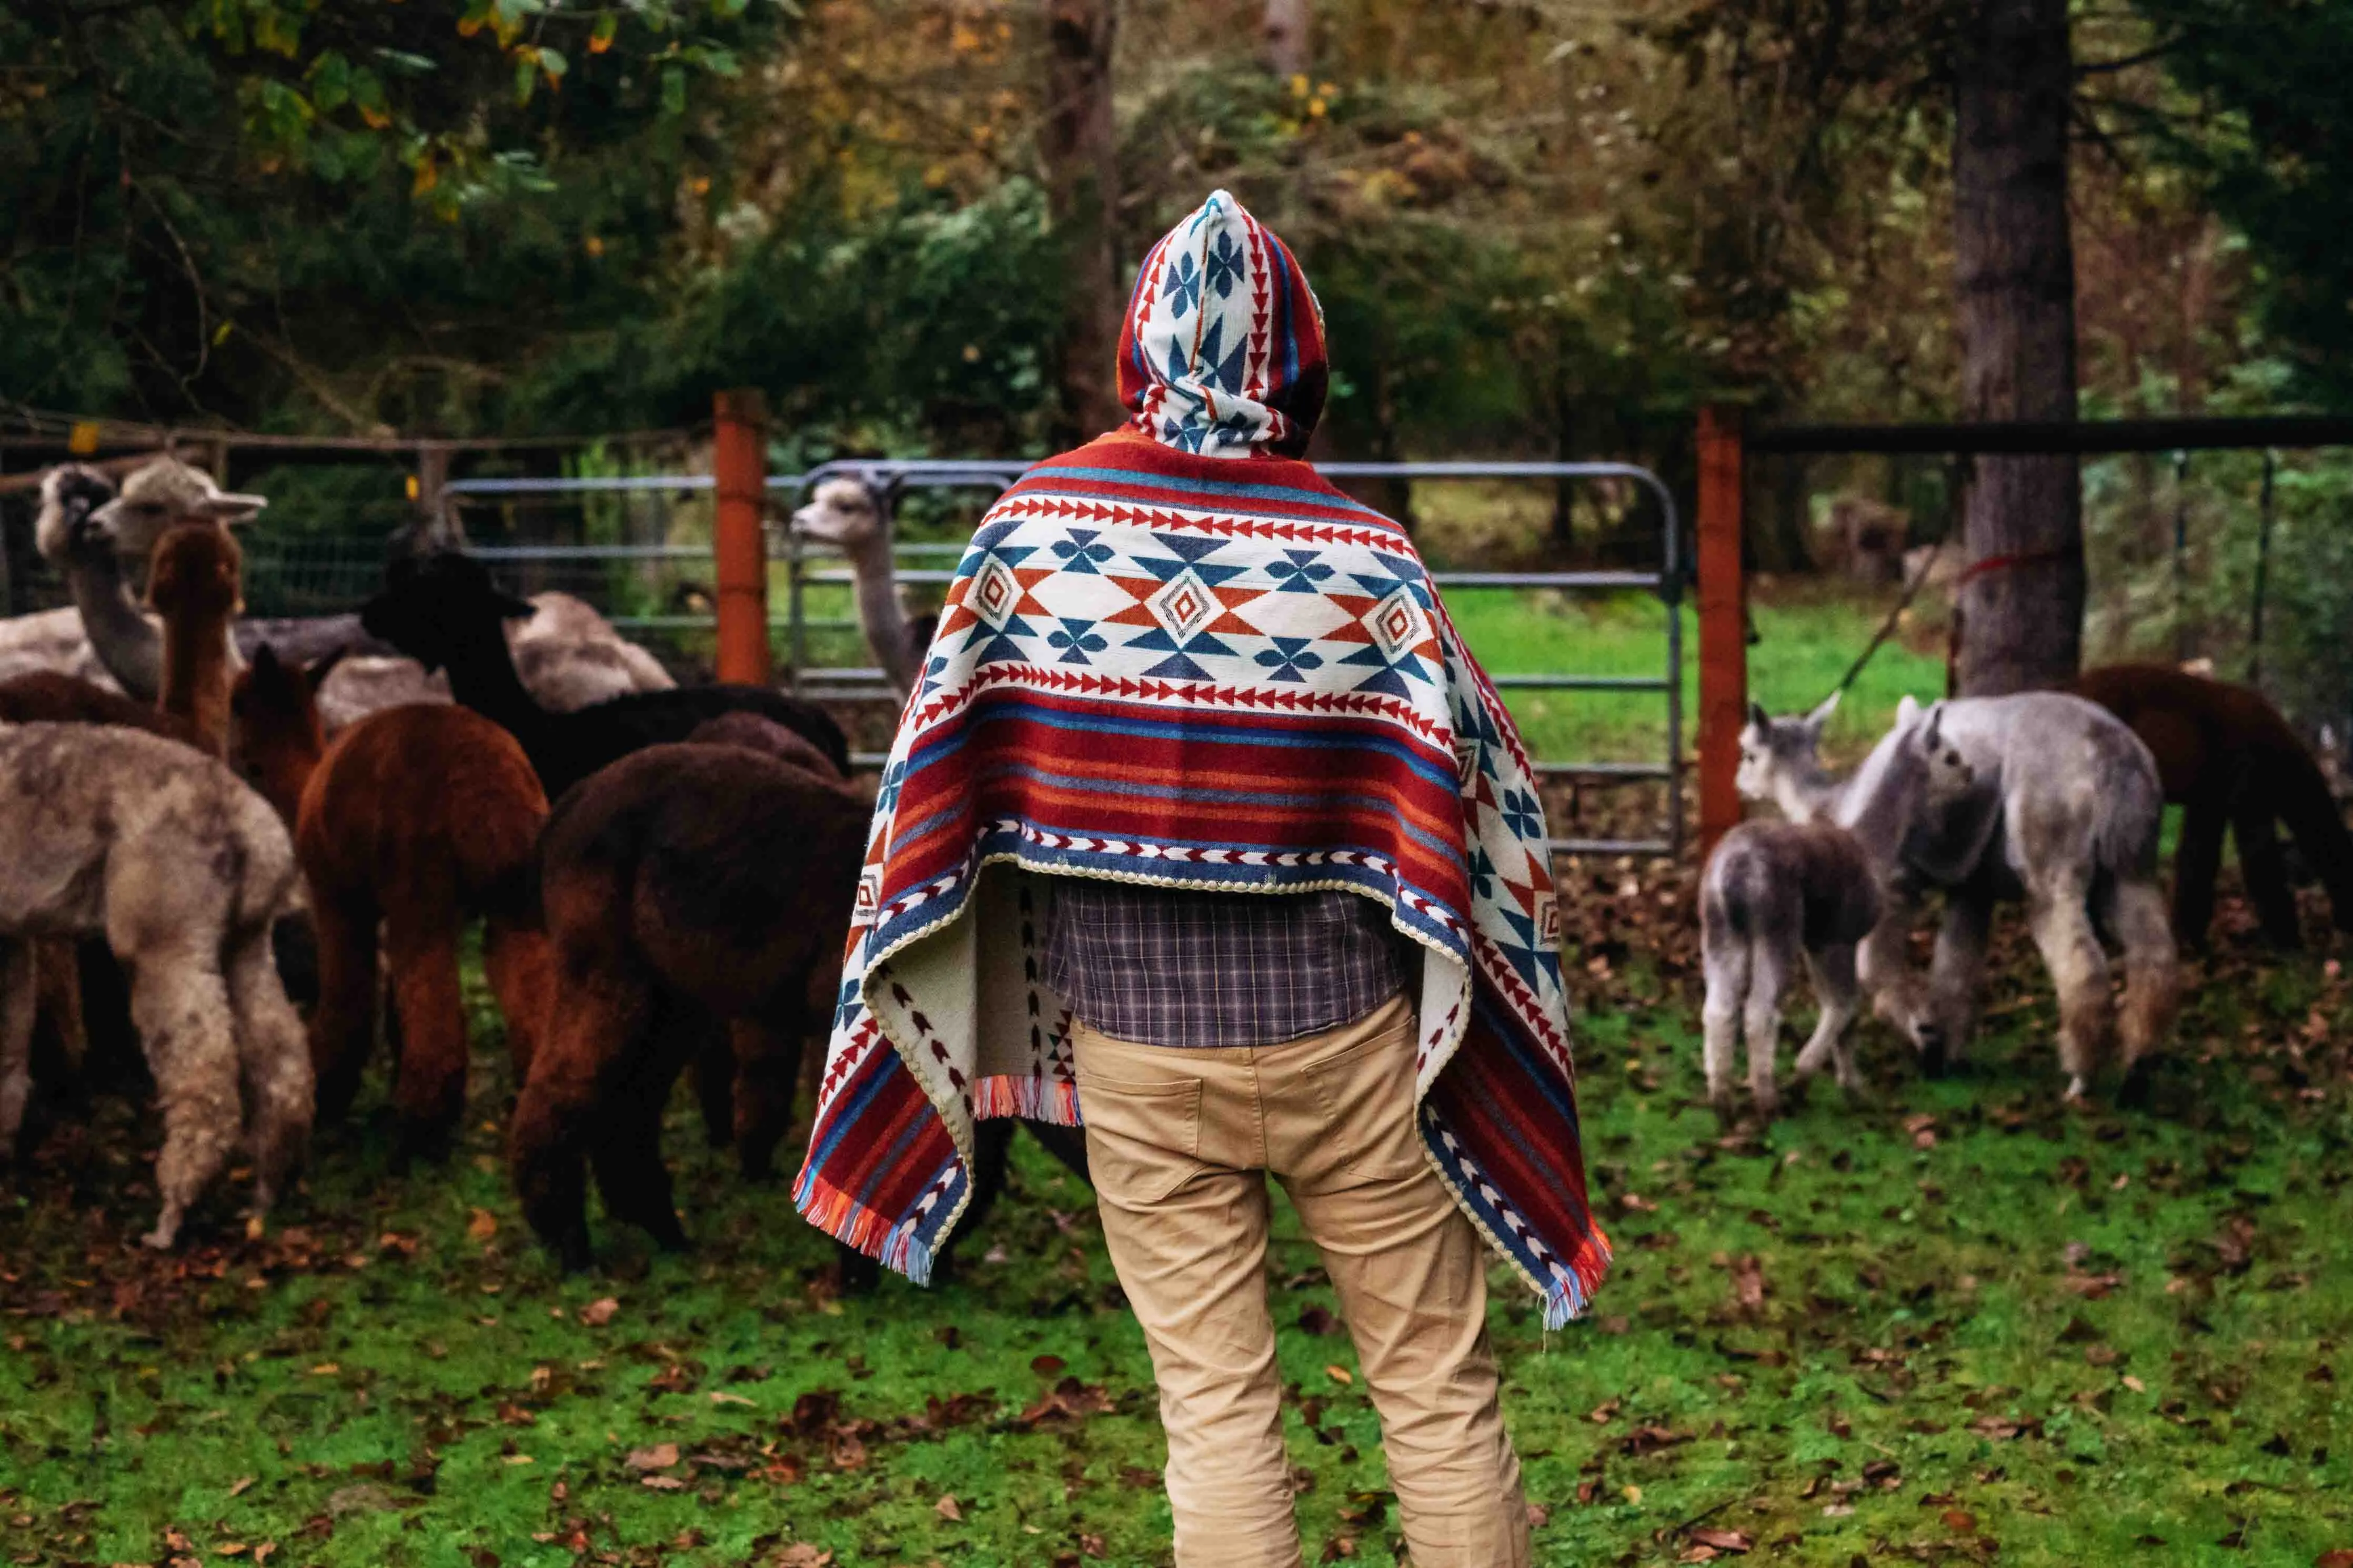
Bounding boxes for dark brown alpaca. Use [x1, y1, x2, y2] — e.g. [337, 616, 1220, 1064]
[146, 521, 242, 757]
[233, 646, 554, 1156]
[516, 740, 869, 1269]
[2074, 663, 2353, 948]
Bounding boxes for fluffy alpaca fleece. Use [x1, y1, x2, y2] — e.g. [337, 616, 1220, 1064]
[232, 647, 552, 1155]
[359, 552, 848, 802]
[2075, 663, 2353, 948]
[0, 722, 311, 1247]
[515, 740, 870, 1269]
[146, 520, 243, 757]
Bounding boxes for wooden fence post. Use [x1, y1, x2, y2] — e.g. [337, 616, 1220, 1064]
[713, 389, 772, 685]
[1696, 405, 1747, 860]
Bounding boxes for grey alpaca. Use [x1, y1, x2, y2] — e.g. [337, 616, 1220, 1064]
[1741, 690, 2178, 1102]
[1702, 702, 1975, 1119]
[0, 723, 314, 1246]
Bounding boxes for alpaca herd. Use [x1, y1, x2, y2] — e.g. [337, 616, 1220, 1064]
[0, 457, 1064, 1269]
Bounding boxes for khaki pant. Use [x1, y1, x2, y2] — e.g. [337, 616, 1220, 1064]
[1072, 995, 1530, 1568]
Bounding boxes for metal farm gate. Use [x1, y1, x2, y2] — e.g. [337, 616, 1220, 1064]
[444, 458, 1686, 858]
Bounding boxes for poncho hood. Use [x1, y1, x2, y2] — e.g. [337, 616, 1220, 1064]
[1117, 189, 1328, 458]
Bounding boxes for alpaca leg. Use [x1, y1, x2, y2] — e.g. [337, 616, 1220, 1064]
[226, 926, 313, 1216]
[1794, 942, 1864, 1094]
[74, 940, 147, 1097]
[2230, 791, 2301, 949]
[2025, 882, 2111, 1102]
[2272, 750, 2353, 933]
[31, 939, 86, 1090]
[691, 1025, 736, 1150]
[1924, 887, 1995, 1073]
[1700, 933, 1749, 1124]
[307, 894, 379, 1125]
[729, 1011, 805, 1182]
[588, 1053, 689, 1252]
[382, 913, 467, 1159]
[2104, 876, 2180, 1105]
[128, 948, 243, 1249]
[0, 940, 37, 1153]
[512, 977, 649, 1270]
[1859, 887, 1933, 1046]
[1742, 932, 1793, 1119]
[2172, 798, 2227, 948]
[481, 917, 553, 1084]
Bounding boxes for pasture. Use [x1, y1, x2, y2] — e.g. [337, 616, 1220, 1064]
[3, 592, 2345, 1568]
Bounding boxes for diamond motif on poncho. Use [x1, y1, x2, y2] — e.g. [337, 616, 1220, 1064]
[1366, 585, 1429, 660]
[972, 558, 1021, 630]
[1150, 569, 1217, 642]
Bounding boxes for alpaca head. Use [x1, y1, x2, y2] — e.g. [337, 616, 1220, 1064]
[145, 520, 245, 623]
[89, 458, 267, 561]
[360, 551, 535, 674]
[1737, 690, 1839, 804]
[790, 476, 889, 552]
[34, 464, 119, 565]
[231, 643, 343, 824]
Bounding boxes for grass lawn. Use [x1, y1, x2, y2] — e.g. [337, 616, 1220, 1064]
[3, 589, 2347, 1567]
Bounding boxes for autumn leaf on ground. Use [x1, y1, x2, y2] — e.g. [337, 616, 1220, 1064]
[466, 1208, 498, 1242]
[578, 1297, 619, 1326]
[1325, 1364, 1354, 1385]
[1690, 1527, 1753, 1553]
[936, 1494, 963, 1522]
[625, 1443, 679, 1472]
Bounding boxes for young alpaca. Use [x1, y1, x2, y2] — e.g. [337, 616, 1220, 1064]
[145, 520, 243, 756]
[230, 646, 553, 1157]
[790, 477, 926, 698]
[1705, 704, 1975, 1120]
[359, 552, 848, 801]
[1743, 690, 2176, 1103]
[0, 723, 311, 1247]
[2074, 663, 2353, 948]
[515, 740, 870, 1269]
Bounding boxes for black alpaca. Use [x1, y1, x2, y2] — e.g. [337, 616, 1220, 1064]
[358, 552, 848, 801]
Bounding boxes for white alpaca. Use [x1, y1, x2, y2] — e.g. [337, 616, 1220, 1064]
[791, 476, 924, 699]
[0, 722, 313, 1247]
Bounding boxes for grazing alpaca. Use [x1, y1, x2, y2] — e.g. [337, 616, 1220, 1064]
[1741, 690, 2178, 1103]
[0, 723, 311, 1246]
[791, 477, 927, 697]
[2075, 663, 2353, 948]
[146, 521, 244, 756]
[515, 740, 869, 1268]
[231, 646, 552, 1156]
[359, 551, 848, 800]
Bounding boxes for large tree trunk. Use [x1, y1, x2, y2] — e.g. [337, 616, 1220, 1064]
[1041, 0, 1123, 443]
[1951, 0, 2082, 696]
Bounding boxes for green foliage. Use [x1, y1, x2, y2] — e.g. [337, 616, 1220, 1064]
[0, 0, 792, 429]
[2133, 0, 2353, 410]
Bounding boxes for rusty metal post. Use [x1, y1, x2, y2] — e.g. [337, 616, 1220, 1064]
[713, 389, 772, 685]
[1696, 405, 1747, 860]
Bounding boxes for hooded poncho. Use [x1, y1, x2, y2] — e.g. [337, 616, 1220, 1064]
[793, 190, 1610, 1326]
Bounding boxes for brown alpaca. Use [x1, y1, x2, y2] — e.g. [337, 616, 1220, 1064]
[146, 521, 242, 757]
[232, 646, 554, 1156]
[516, 740, 869, 1269]
[2074, 664, 2353, 948]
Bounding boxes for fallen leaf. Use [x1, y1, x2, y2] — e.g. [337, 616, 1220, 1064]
[467, 1208, 498, 1242]
[639, 1475, 686, 1491]
[228, 1476, 256, 1498]
[710, 1390, 755, 1407]
[1943, 1510, 1979, 1533]
[1325, 1364, 1354, 1385]
[2314, 1552, 2353, 1568]
[772, 1547, 833, 1567]
[578, 1298, 619, 1326]
[936, 1494, 963, 1522]
[626, 1443, 680, 1472]
[1691, 1526, 1753, 1553]
[1031, 1354, 1067, 1375]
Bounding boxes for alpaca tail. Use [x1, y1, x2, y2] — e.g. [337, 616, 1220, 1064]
[2095, 730, 2167, 878]
[2270, 744, 2353, 929]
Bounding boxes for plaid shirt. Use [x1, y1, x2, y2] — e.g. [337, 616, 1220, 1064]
[1041, 879, 1412, 1048]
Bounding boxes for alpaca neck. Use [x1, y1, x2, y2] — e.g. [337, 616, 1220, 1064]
[443, 623, 555, 748]
[1771, 761, 1848, 827]
[66, 547, 163, 702]
[843, 529, 917, 695]
[160, 614, 235, 757]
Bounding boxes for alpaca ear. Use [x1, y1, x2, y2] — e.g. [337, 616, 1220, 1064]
[1804, 689, 1841, 732]
[1748, 700, 1771, 730]
[250, 643, 282, 676]
[1920, 700, 1944, 748]
[304, 644, 350, 693]
[495, 591, 537, 621]
[199, 491, 268, 522]
[1895, 693, 1921, 726]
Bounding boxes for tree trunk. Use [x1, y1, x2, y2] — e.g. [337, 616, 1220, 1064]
[1952, 0, 2082, 696]
[1263, 0, 1310, 78]
[1041, 0, 1123, 444]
